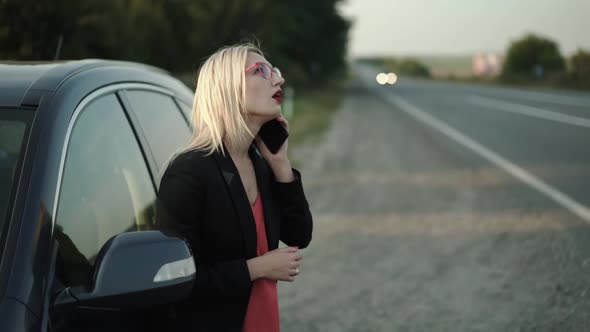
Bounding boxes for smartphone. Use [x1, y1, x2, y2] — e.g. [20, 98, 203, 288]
[258, 119, 289, 154]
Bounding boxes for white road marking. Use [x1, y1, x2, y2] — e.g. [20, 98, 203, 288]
[469, 95, 590, 128]
[480, 88, 590, 108]
[369, 85, 590, 224]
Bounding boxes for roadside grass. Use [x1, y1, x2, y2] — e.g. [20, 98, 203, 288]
[283, 78, 348, 168]
[288, 79, 347, 146]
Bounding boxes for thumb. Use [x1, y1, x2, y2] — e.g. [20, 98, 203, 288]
[283, 246, 298, 253]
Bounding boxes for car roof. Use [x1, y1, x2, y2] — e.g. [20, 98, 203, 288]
[0, 59, 168, 107]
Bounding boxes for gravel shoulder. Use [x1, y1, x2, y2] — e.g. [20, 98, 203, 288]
[279, 78, 590, 332]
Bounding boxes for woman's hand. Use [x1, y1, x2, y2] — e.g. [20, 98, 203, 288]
[247, 247, 302, 282]
[255, 116, 295, 182]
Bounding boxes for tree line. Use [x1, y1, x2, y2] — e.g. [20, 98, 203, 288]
[500, 34, 590, 90]
[0, 0, 350, 87]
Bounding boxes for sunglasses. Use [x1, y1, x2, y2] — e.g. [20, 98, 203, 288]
[245, 62, 282, 79]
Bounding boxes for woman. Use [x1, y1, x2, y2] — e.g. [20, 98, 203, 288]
[155, 43, 313, 331]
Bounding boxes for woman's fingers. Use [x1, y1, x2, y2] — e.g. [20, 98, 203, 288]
[264, 246, 302, 282]
[276, 115, 290, 131]
[288, 259, 301, 276]
[287, 267, 300, 277]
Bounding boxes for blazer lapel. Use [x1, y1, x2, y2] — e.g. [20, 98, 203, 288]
[212, 148, 257, 259]
[249, 146, 279, 250]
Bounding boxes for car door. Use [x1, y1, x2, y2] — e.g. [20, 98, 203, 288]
[50, 90, 159, 331]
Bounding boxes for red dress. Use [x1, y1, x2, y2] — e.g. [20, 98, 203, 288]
[242, 193, 280, 332]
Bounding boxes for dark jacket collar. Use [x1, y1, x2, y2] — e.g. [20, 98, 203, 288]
[212, 143, 278, 258]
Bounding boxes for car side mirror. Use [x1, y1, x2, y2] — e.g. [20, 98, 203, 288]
[53, 230, 195, 312]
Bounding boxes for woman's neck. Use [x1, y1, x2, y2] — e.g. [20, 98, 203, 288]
[225, 140, 251, 160]
[225, 120, 261, 160]
[224, 119, 261, 160]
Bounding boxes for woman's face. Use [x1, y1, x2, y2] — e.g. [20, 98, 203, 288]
[244, 52, 285, 121]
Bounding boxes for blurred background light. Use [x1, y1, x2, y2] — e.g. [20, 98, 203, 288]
[387, 72, 398, 85]
[376, 73, 388, 85]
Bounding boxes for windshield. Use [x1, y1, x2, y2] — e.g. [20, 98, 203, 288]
[0, 116, 27, 230]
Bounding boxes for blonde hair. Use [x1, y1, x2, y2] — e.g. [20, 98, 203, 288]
[183, 43, 264, 156]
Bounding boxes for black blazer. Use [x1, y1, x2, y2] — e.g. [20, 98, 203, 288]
[154, 144, 313, 331]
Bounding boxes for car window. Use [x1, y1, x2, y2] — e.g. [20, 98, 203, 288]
[0, 118, 26, 232]
[177, 100, 193, 123]
[125, 90, 191, 172]
[55, 94, 156, 287]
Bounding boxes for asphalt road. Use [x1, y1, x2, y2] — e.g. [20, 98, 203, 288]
[279, 67, 590, 331]
[368, 71, 590, 211]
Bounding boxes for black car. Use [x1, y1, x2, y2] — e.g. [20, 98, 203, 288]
[0, 60, 198, 331]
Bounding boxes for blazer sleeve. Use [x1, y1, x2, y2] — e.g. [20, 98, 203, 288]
[156, 167, 252, 300]
[273, 168, 313, 249]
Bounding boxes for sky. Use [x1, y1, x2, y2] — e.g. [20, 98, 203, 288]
[339, 0, 590, 57]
